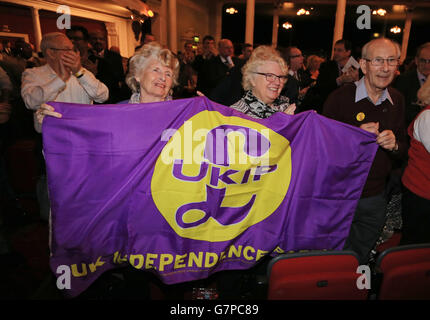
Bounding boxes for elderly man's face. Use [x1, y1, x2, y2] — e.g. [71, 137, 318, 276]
[416, 46, 430, 77]
[219, 40, 234, 58]
[361, 40, 399, 91]
[46, 36, 74, 58]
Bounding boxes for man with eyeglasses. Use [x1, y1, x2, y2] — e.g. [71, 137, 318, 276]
[281, 46, 313, 106]
[21, 32, 109, 221]
[323, 38, 407, 265]
[22, 32, 109, 133]
[394, 42, 430, 127]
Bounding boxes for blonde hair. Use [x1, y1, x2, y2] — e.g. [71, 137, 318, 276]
[242, 45, 288, 91]
[417, 76, 430, 106]
[306, 55, 324, 73]
[126, 42, 180, 93]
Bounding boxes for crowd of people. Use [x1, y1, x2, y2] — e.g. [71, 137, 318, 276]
[0, 25, 430, 298]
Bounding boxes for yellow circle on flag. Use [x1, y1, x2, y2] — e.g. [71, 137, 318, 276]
[151, 110, 292, 242]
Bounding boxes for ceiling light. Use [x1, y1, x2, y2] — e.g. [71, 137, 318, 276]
[226, 7, 238, 15]
[282, 22, 292, 29]
[297, 8, 310, 16]
[372, 9, 387, 16]
[390, 26, 401, 34]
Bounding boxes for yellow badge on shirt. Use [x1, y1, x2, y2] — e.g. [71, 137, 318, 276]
[356, 112, 365, 122]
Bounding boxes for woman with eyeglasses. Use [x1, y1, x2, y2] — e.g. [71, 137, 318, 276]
[217, 45, 295, 299]
[230, 45, 296, 118]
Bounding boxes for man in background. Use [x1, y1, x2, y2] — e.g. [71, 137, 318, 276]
[394, 42, 430, 127]
[89, 30, 129, 103]
[304, 39, 359, 112]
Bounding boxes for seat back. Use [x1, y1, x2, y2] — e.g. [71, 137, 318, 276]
[267, 250, 368, 300]
[376, 243, 430, 300]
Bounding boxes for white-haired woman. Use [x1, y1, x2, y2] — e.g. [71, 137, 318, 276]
[230, 45, 295, 118]
[400, 76, 430, 245]
[36, 42, 180, 123]
[125, 42, 180, 103]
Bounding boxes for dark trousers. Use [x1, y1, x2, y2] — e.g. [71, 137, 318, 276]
[400, 186, 430, 245]
[343, 193, 387, 265]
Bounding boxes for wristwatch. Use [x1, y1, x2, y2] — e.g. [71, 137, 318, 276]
[74, 68, 85, 79]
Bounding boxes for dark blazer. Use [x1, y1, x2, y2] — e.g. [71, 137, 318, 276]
[393, 68, 422, 127]
[299, 60, 341, 112]
[90, 49, 129, 103]
[314, 61, 341, 100]
[295, 68, 313, 90]
[197, 55, 241, 96]
[209, 59, 246, 106]
[281, 75, 299, 105]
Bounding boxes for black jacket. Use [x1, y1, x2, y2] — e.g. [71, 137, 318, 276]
[393, 68, 422, 127]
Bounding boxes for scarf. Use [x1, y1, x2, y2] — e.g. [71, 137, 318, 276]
[128, 92, 173, 104]
[242, 90, 290, 119]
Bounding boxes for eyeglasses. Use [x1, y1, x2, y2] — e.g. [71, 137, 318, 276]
[49, 47, 74, 52]
[252, 72, 288, 82]
[418, 58, 430, 64]
[364, 57, 399, 66]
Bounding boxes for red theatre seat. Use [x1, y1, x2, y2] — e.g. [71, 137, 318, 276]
[267, 251, 368, 300]
[375, 243, 430, 300]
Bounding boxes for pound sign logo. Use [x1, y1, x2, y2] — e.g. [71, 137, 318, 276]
[151, 110, 292, 242]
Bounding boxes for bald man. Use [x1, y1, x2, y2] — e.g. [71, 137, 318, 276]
[21, 32, 109, 221]
[22, 32, 108, 132]
[323, 38, 407, 264]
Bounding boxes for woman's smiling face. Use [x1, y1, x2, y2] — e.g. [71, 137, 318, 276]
[250, 61, 286, 105]
[138, 59, 173, 102]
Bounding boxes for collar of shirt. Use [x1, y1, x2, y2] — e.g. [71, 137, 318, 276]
[220, 55, 233, 66]
[337, 62, 344, 76]
[96, 49, 105, 58]
[354, 77, 393, 106]
[45, 63, 63, 80]
[417, 70, 427, 86]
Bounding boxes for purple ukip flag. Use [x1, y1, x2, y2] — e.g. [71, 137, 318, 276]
[42, 96, 378, 297]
